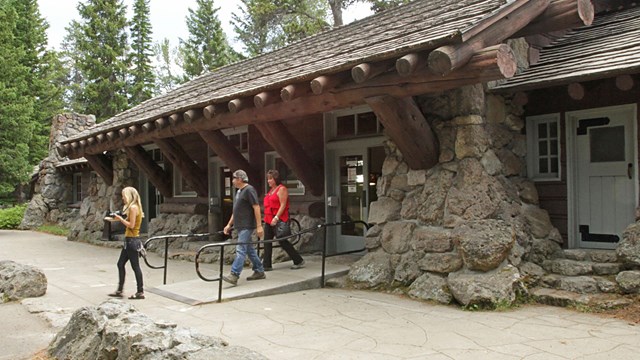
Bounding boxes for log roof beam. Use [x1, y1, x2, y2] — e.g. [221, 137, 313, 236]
[155, 138, 208, 197]
[198, 129, 258, 184]
[428, 0, 550, 75]
[63, 45, 516, 159]
[84, 154, 114, 186]
[255, 121, 324, 196]
[124, 145, 172, 197]
[366, 96, 439, 170]
[513, 0, 595, 38]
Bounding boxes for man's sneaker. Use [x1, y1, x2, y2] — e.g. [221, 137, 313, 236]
[222, 273, 239, 285]
[246, 271, 266, 281]
[290, 260, 306, 269]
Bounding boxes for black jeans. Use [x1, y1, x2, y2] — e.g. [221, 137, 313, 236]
[116, 237, 144, 293]
[262, 222, 303, 268]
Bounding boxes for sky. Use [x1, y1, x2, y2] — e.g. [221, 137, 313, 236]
[37, 0, 373, 53]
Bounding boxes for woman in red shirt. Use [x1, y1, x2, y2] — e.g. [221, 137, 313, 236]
[262, 169, 305, 270]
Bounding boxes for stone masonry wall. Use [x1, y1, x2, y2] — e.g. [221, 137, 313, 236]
[348, 85, 563, 307]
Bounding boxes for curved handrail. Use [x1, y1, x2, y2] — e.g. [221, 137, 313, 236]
[195, 220, 370, 303]
[142, 232, 226, 284]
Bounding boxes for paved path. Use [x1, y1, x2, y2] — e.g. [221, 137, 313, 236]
[2, 229, 640, 360]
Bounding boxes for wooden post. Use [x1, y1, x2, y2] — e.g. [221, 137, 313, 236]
[85, 154, 114, 186]
[198, 129, 258, 183]
[125, 145, 172, 197]
[155, 138, 208, 197]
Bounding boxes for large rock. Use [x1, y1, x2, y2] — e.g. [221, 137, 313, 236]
[408, 273, 453, 304]
[348, 251, 393, 288]
[454, 220, 515, 272]
[616, 270, 640, 294]
[617, 222, 640, 265]
[368, 197, 401, 225]
[380, 221, 415, 254]
[447, 264, 521, 307]
[48, 300, 266, 360]
[0, 260, 47, 302]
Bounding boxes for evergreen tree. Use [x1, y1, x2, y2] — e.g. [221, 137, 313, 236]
[59, 21, 87, 113]
[129, 0, 155, 105]
[232, 0, 329, 57]
[180, 0, 239, 80]
[73, 0, 130, 122]
[153, 38, 183, 94]
[10, 0, 64, 165]
[0, 2, 35, 195]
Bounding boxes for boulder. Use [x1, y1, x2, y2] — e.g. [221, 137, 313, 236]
[48, 300, 266, 360]
[348, 251, 393, 288]
[617, 222, 640, 265]
[408, 273, 453, 304]
[454, 219, 515, 272]
[0, 260, 47, 302]
[447, 264, 521, 307]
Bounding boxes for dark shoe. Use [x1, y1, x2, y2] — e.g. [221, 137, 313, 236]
[128, 292, 145, 300]
[223, 273, 239, 285]
[246, 271, 266, 281]
[108, 290, 123, 298]
[290, 260, 306, 269]
[263, 267, 273, 272]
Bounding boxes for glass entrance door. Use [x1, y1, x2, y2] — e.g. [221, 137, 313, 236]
[327, 145, 384, 253]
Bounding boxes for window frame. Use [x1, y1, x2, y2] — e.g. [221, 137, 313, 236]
[264, 151, 305, 196]
[72, 173, 82, 203]
[526, 113, 561, 181]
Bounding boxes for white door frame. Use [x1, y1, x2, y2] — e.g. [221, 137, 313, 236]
[566, 104, 638, 249]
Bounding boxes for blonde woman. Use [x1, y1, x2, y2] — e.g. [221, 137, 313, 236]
[108, 186, 146, 299]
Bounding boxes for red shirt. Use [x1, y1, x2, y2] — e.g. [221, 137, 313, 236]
[263, 184, 289, 223]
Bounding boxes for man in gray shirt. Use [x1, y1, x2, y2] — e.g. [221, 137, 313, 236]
[223, 169, 266, 285]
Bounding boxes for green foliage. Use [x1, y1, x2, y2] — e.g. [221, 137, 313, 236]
[180, 0, 239, 80]
[129, 0, 155, 105]
[0, 204, 27, 229]
[37, 224, 70, 237]
[368, 0, 411, 13]
[232, 0, 330, 57]
[153, 38, 183, 93]
[72, 0, 130, 122]
[0, 2, 35, 196]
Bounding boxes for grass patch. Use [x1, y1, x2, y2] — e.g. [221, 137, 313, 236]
[37, 224, 70, 237]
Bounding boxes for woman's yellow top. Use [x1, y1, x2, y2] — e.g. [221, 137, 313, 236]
[124, 206, 142, 237]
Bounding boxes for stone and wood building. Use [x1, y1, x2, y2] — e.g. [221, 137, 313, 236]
[23, 0, 640, 307]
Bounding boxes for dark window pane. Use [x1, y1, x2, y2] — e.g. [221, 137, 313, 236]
[590, 126, 625, 162]
[538, 123, 547, 138]
[550, 140, 558, 155]
[240, 133, 248, 151]
[549, 121, 558, 137]
[228, 134, 240, 149]
[551, 157, 559, 173]
[357, 112, 378, 135]
[538, 140, 548, 156]
[539, 158, 548, 173]
[337, 115, 355, 137]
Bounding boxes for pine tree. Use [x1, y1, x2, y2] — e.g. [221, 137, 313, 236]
[232, 0, 329, 57]
[0, 2, 35, 195]
[180, 0, 239, 80]
[10, 0, 64, 166]
[129, 0, 155, 105]
[232, 0, 410, 57]
[73, 0, 130, 122]
[153, 38, 183, 94]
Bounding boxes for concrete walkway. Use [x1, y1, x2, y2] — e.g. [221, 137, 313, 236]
[2, 229, 640, 360]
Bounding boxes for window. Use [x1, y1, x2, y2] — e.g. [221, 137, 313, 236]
[222, 126, 248, 152]
[72, 173, 82, 203]
[265, 152, 305, 196]
[526, 114, 561, 181]
[173, 168, 197, 197]
[329, 109, 384, 140]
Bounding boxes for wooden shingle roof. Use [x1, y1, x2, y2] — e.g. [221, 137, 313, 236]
[66, 0, 508, 142]
[493, 6, 640, 92]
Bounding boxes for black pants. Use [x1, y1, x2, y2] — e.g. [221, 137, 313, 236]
[262, 223, 303, 268]
[116, 237, 144, 293]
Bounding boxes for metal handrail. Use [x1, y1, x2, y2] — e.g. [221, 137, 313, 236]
[143, 232, 225, 284]
[195, 220, 370, 303]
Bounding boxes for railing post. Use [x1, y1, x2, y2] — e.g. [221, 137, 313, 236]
[321, 224, 327, 288]
[218, 246, 225, 303]
[163, 238, 169, 285]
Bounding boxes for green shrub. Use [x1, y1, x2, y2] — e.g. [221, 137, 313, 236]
[0, 204, 26, 229]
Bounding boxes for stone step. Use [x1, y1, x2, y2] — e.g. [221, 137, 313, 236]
[562, 249, 618, 263]
[530, 287, 632, 309]
[540, 274, 619, 294]
[542, 258, 626, 276]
